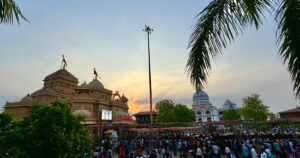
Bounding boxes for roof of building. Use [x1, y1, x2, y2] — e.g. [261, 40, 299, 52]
[44, 69, 78, 83]
[78, 81, 91, 89]
[279, 107, 300, 114]
[20, 94, 33, 103]
[133, 111, 158, 116]
[88, 79, 104, 88]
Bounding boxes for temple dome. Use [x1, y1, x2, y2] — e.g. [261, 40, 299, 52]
[193, 90, 208, 97]
[88, 79, 104, 88]
[20, 94, 33, 103]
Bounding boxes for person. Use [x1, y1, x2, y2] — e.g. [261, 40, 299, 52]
[143, 151, 150, 158]
[251, 146, 259, 158]
[230, 150, 237, 158]
[225, 146, 231, 158]
[150, 149, 157, 158]
[272, 140, 280, 157]
[97, 148, 104, 158]
[212, 144, 220, 158]
[264, 146, 271, 156]
[163, 149, 170, 158]
[197, 146, 203, 158]
[202, 145, 207, 158]
[260, 150, 268, 158]
[242, 144, 250, 158]
[119, 145, 124, 158]
[94, 149, 99, 158]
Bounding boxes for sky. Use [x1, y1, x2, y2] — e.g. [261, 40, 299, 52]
[0, 0, 299, 114]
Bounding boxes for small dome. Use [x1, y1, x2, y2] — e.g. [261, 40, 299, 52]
[121, 94, 128, 102]
[73, 109, 91, 117]
[79, 81, 91, 88]
[20, 94, 33, 103]
[88, 79, 104, 88]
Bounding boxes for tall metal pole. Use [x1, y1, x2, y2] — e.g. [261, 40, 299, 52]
[143, 25, 153, 138]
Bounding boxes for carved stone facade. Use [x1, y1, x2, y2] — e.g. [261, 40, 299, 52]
[4, 68, 130, 125]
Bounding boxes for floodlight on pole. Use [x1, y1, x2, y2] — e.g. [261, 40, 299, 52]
[143, 25, 154, 138]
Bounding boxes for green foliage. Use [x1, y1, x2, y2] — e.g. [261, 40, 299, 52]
[155, 99, 196, 123]
[222, 109, 241, 120]
[268, 112, 276, 120]
[0, 0, 28, 24]
[257, 123, 272, 131]
[279, 123, 289, 130]
[275, 0, 300, 97]
[239, 94, 270, 121]
[0, 101, 92, 158]
[187, 0, 300, 99]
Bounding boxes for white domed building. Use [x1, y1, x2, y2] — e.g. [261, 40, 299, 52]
[192, 90, 220, 122]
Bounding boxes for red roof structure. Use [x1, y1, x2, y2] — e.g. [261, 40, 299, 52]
[279, 107, 300, 119]
[279, 107, 300, 114]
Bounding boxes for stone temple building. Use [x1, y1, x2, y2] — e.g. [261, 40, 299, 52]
[192, 89, 220, 122]
[4, 68, 131, 126]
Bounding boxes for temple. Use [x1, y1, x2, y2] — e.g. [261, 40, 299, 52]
[192, 89, 220, 122]
[4, 67, 132, 126]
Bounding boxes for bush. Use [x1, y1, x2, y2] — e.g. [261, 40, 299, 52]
[0, 101, 92, 158]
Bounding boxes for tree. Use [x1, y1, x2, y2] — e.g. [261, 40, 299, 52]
[239, 94, 270, 121]
[155, 99, 196, 122]
[268, 112, 276, 120]
[155, 99, 176, 122]
[222, 109, 241, 120]
[0, 101, 92, 158]
[1, 0, 28, 24]
[173, 104, 196, 122]
[186, 0, 300, 98]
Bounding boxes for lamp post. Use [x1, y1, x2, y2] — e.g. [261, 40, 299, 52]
[143, 25, 154, 138]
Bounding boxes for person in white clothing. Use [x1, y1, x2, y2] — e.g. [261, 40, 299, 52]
[251, 147, 258, 158]
[225, 146, 231, 158]
[260, 151, 268, 158]
[197, 147, 203, 158]
[265, 147, 271, 156]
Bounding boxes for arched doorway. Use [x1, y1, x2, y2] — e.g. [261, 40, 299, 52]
[198, 118, 202, 122]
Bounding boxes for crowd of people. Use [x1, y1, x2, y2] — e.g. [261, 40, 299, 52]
[90, 129, 300, 158]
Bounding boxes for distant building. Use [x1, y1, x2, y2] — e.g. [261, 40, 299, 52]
[192, 89, 220, 122]
[218, 99, 238, 120]
[133, 111, 157, 124]
[279, 107, 300, 119]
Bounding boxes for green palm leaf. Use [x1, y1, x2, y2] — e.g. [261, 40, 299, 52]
[276, 0, 300, 97]
[0, 0, 28, 24]
[186, 0, 270, 90]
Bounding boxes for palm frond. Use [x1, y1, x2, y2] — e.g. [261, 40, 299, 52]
[241, 0, 271, 28]
[0, 0, 28, 24]
[186, 0, 270, 90]
[275, 0, 300, 98]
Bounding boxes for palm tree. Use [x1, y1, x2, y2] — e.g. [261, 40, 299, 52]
[186, 0, 300, 97]
[0, 0, 28, 24]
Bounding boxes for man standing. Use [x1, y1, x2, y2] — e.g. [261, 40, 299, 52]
[242, 144, 250, 158]
[212, 143, 221, 158]
[251, 146, 258, 158]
